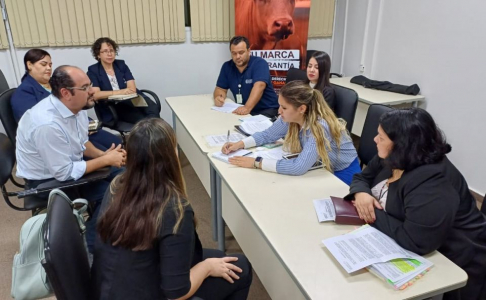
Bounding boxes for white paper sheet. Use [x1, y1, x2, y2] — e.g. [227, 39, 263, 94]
[211, 149, 253, 163]
[313, 198, 336, 222]
[322, 225, 413, 273]
[251, 146, 288, 160]
[239, 115, 270, 122]
[205, 133, 246, 147]
[239, 119, 273, 135]
[211, 102, 243, 113]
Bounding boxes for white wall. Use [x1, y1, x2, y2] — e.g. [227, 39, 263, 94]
[1, 28, 331, 125]
[333, 0, 486, 194]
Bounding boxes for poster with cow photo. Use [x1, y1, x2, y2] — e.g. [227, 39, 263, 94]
[235, 0, 311, 92]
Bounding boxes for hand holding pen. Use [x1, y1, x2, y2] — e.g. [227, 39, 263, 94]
[222, 132, 244, 154]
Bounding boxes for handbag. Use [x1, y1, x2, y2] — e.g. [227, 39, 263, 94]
[11, 189, 88, 300]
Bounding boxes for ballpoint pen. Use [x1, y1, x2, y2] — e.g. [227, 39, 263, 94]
[227, 130, 230, 144]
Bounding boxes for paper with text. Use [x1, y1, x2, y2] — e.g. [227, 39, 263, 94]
[211, 149, 253, 163]
[211, 102, 243, 113]
[239, 119, 273, 135]
[313, 198, 336, 222]
[205, 133, 246, 147]
[239, 115, 270, 122]
[322, 225, 413, 273]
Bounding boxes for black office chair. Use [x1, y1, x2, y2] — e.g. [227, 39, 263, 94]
[333, 84, 358, 132]
[481, 194, 486, 215]
[358, 104, 394, 168]
[285, 68, 307, 84]
[42, 190, 91, 300]
[0, 133, 110, 215]
[0, 69, 9, 94]
[94, 89, 161, 144]
[0, 88, 18, 145]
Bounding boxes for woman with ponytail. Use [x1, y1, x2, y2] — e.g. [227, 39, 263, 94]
[222, 80, 360, 184]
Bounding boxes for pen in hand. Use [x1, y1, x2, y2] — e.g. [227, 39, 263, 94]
[227, 130, 230, 144]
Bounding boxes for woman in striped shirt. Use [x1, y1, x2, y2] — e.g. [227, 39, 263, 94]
[222, 80, 360, 185]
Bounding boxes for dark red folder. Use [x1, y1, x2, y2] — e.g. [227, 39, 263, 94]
[330, 196, 366, 226]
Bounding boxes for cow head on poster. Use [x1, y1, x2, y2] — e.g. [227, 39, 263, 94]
[237, 0, 297, 50]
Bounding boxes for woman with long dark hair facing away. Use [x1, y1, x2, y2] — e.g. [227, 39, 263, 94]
[92, 118, 253, 300]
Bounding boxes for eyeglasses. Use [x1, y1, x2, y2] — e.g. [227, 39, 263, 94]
[66, 83, 93, 92]
[100, 49, 115, 54]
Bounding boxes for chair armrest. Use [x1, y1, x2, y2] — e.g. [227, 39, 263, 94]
[16, 168, 111, 198]
[331, 73, 343, 78]
[140, 89, 161, 113]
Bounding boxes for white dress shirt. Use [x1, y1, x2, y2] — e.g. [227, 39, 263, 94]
[16, 94, 88, 181]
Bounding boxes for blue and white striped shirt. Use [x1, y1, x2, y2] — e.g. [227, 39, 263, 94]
[242, 117, 357, 175]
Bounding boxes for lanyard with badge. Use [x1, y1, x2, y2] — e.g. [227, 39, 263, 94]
[236, 79, 243, 104]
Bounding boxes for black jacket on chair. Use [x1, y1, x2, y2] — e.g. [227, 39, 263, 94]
[345, 155, 486, 300]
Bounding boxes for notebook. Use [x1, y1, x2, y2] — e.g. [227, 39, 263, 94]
[211, 149, 252, 163]
[108, 93, 138, 101]
[234, 119, 273, 136]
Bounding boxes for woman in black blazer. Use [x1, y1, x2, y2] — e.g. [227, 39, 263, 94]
[305, 51, 335, 111]
[345, 108, 486, 300]
[87, 37, 159, 124]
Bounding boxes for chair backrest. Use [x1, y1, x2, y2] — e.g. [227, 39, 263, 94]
[0, 133, 15, 187]
[0, 88, 18, 144]
[286, 68, 307, 84]
[358, 104, 394, 167]
[42, 192, 91, 300]
[481, 194, 486, 215]
[332, 84, 358, 133]
[0, 69, 9, 94]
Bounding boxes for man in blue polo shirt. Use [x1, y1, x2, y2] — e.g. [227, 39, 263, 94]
[214, 36, 279, 118]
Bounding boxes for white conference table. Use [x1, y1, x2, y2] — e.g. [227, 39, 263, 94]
[330, 77, 425, 136]
[208, 155, 467, 300]
[166, 94, 247, 240]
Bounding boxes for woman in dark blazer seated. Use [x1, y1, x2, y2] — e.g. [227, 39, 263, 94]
[87, 37, 159, 124]
[305, 51, 335, 111]
[92, 118, 252, 300]
[11, 48, 120, 150]
[345, 108, 486, 300]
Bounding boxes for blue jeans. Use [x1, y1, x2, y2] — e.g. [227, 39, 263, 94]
[334, 157, 361, 185]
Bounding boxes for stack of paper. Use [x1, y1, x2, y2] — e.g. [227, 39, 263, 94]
[239, 115, 270, 122]
[108, 93, 138, 100]
[211, 102, 242, 113]
[235, 119, 273, 136]
[322, 225, 433, 290]
[211, 149, 252, 163]
[204, 133, 246, 147]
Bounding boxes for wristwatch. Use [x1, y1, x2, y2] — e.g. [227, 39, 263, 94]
[254, 157, 263, 169]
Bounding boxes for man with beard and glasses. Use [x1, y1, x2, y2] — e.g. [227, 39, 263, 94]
[15, 65, 126, 252]
[213, 36, 279, 118]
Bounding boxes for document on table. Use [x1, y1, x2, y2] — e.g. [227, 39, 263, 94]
[238, 119, 273, 135]
[211, 102, 242, 113]
[211, 149, 253, 163]
[239, 114, 270, 122]
[322, 225, 413, 273]
[370, 250, 433, 285]
[313, 198, 336, 222]
[252, 146, 288, 160]
[205, 133, 246, 147]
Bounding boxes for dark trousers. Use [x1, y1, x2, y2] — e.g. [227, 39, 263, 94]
[89, 129, 122, 151]
[115, 95, 160, 124]
[193, 249, 253, 300]
[25, 167, 123, 253]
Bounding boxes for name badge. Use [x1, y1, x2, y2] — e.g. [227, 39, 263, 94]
[236, 94, 243, 104]
[245, 79, 253, 84]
